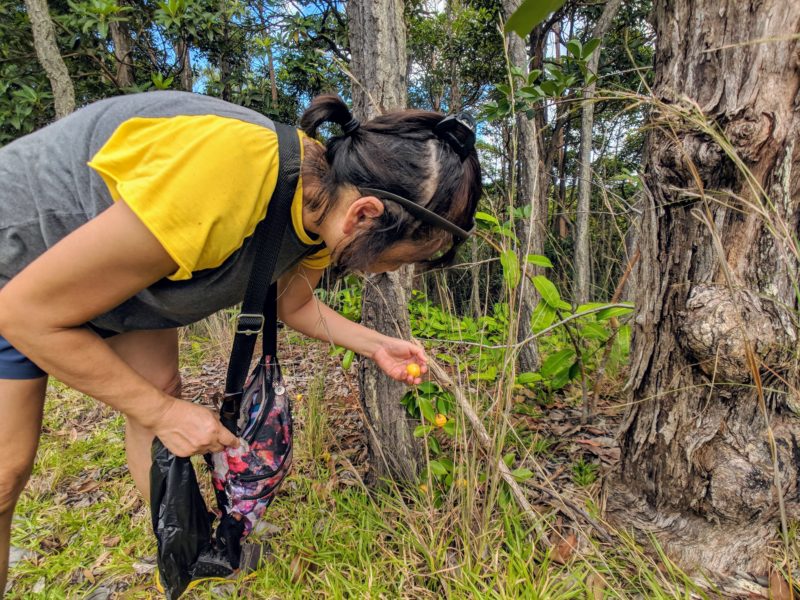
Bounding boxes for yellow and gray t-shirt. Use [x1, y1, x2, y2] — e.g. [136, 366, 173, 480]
[0, 91, 329, 332]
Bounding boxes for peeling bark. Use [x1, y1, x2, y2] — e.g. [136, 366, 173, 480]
[348, 0, 421, 484]
[611, 0, 800, 579]
[24, 0, 74, 118]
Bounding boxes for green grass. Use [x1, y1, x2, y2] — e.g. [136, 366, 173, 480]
[5, 359, 747, 600]
[8, 387, 155, 599]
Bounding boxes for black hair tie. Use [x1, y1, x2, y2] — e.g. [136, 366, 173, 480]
[342, 117, 361, 136]
[434, 112, 476, 161]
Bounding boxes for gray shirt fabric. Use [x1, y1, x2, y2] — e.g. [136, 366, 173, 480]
[0, 91, 322, 332]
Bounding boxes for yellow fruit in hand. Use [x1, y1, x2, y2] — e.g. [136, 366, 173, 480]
[406, 362, 421, 378]
[434, 414, 447, 428]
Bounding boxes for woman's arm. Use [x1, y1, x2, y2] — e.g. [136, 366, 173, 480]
[0, 201, 238, 456]
[278, 266, 427, 384]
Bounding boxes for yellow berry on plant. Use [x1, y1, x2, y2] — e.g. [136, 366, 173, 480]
[434, 414, 447, 428]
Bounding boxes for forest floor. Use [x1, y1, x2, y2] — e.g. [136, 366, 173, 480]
[4, 330, 772, 599]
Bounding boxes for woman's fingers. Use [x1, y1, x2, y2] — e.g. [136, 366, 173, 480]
[217, 426, 239, 449]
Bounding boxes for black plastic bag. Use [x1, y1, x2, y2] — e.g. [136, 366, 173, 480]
[149, 439, 216, 599]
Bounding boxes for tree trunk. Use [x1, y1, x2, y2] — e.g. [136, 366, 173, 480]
[574, 0, 623, 305]
[611, 0, 800, 580]
[348, 0, 421, 484]
[176, 38, 192, 92]
[267, 44, 277, 106]
[24, 0, 74, 118]
[109, 17, 134, 89]
[470, 236, 481, 319]
[503, 0, 543, 374]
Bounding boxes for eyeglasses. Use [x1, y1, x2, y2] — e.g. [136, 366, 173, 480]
[358, 187, 474, 267]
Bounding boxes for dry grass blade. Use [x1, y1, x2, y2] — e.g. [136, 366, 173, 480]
[425, 357, 552, 549]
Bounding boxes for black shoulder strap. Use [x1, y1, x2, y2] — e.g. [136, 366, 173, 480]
[221, 122, 300, 425]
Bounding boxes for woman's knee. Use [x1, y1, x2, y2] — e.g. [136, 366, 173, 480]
[0, 462, 32, 515]
[106, 328, 181, 398]
[159, 370, 182, 398]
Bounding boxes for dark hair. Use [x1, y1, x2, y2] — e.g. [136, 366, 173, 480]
[299, 94, 481, 271]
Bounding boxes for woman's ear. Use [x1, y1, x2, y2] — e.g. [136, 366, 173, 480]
[342, 196, 385, 235]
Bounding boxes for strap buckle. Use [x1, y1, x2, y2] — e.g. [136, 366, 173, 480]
[235, 313, 264, 335]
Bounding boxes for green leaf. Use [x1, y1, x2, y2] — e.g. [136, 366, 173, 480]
[435, 353, 456, 365]
[504, 0, 568, 37]
[551, 368, 571, 390]
[511, 467, 534, 482]
[414, 424, 434, 438]
[429, 436, 441, 454]
[582, 38, 601, 58]
[418, 381, 438, 395]
[530, 299, 556, 332]
[418, 396, 436, 422]
[474, 211, 499, 226]
[540, 348, 576, 378]
[580, 322, 609, 340]
[500, 250, 520, 289]
[429, 460, 448, 476]
[526, 254, 553, 268]
[516, 372, 542, 385]
[341, 349, 354, 370]
[566, 39, 581, 58]
[539, 79, 560, 97]
[576, 302, 609, 314]
[443, 420, 456, 436]
[526, 69, 542, 84]
[470, 365, 498, 381]
[597, 305, 634, 320]
[568, 360, 581, 380]
[503, 452, 515, 468]
[532, 275, 561, 308]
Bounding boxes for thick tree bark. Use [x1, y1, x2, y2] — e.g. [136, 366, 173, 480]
[348, 0, 421, 484]
[503, 0, 543, 374]
[574, 0, 623, 304]
[109, 18, 134, 89]
[611, 0, 800, 580]
[24, 0, 74, 118]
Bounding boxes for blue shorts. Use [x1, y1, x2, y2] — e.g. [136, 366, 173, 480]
[0, 326, 118, 380]
[0, 335, 46, 379]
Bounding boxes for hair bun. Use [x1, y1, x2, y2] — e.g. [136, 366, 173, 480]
[300, 94, 359, 138]
[433, 113, 476, 160]
[342, 117, 361, 135]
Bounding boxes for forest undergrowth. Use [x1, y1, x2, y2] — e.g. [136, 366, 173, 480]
[9, 276, 795, 599]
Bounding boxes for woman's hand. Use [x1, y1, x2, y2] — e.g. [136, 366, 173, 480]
[371, 338, 428, 385]
[148, 397, 240, 457]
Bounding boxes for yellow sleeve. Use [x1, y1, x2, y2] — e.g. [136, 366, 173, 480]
[88, 115, 279, 280]
[291, 132, 331, 271]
